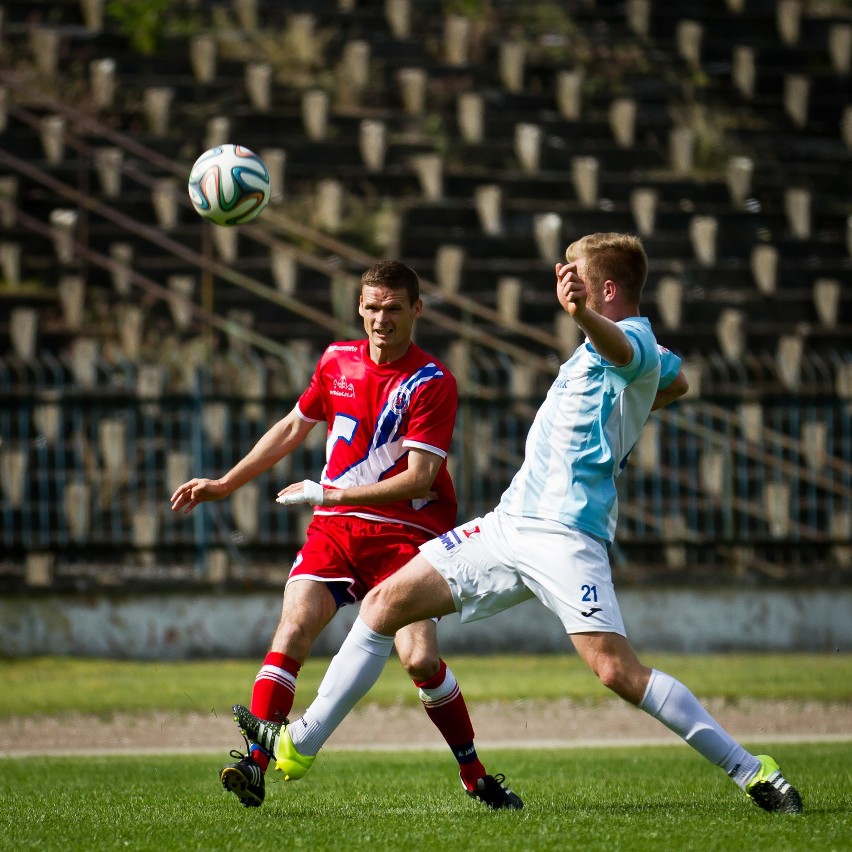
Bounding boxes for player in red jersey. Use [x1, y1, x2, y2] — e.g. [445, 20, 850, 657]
[170, 261, 522, 810]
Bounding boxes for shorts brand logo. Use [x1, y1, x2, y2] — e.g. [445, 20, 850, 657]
[439, 529, 463, 551]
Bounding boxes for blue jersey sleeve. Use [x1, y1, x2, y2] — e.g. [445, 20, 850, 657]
[617, 319, 658, 380]
[657, 345, 682, 389]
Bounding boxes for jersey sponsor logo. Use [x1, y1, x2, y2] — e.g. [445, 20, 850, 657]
[389, 384, 412, 415]
[461, 525, 480, 538]
[330, 374, 356, 398]
[327, 344, 358, 352]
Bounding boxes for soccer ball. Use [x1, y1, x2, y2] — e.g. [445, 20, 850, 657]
[187, 144, 271, 226]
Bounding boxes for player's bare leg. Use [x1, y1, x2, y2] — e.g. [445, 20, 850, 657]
[362, 554, 457, 631]
[269, 578, 339, 657]
[568, 631, 651, 705]
[236, 557, 522, 808]
[220, 579, 337, 807]
[236, 555, 452, 759]
[233, 558, 451, 782]
[570, 632, 802, 812]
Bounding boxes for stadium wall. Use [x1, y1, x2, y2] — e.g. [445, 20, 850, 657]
[1, 588, 849, 658]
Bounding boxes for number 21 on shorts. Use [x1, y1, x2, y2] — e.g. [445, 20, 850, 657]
[581, 584, 598, 602]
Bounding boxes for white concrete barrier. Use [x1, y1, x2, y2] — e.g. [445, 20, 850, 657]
[0, 589, 848, 658]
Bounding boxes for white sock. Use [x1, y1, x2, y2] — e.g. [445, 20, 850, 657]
[639, 669, 760, 789]
[289, 616, 395, 756]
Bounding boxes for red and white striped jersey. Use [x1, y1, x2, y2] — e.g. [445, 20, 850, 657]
[297, 339, 458, 536]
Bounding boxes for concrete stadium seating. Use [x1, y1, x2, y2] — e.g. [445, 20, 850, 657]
[1, 0, 849, 587]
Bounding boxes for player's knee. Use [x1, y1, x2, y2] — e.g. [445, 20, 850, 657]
[594, 658, 647, 704]
[361, 581, 399, 618]
[272, 617, 319, 657]
[360, 586, 382, 620]
[594, 657, 629, 694]
[400, 649, 440, 682]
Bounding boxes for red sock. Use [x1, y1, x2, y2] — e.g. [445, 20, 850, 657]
[249, 652, 301, 773]
[415, 659, 487, 789]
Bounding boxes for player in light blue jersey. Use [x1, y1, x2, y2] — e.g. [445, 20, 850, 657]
[232, 234, 802, 814]
[498, 318, 681, 545]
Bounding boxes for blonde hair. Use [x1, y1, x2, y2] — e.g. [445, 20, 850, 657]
[565, 233, 648, 304]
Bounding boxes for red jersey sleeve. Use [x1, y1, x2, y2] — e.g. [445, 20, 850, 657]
[297, 353, 328, 422]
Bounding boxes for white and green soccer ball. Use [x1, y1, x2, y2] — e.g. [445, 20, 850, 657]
[187, 144, 271, 226]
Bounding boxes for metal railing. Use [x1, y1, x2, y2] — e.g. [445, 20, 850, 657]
[0, 71, 563, 373]
[1, 357, 850, 585]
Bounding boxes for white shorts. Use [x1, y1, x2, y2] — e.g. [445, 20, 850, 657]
[420, 509, 626, 636]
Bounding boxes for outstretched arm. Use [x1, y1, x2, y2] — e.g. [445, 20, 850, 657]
[276, 447, 443, 508]
[170, 405, 316, 514]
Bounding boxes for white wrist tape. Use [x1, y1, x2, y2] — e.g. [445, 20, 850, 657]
[276, 479, 324, 506]
[302, 479, 324, 505]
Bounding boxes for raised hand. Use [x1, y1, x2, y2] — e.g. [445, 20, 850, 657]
[555, 261, 588, 317]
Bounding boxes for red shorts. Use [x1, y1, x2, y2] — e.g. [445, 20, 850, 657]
[287, 514, 430, 606]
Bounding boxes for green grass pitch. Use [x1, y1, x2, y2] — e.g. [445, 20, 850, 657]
[2, 653, 850, 715]
[1, 744, 849, 851]
[1, 654, 849, 850]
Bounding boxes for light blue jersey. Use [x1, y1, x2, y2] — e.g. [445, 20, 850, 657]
[498, 317, 680, 544]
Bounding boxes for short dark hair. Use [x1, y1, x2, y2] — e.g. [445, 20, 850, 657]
[361, 261, 420, 305]
[565, 233, 648, 304]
